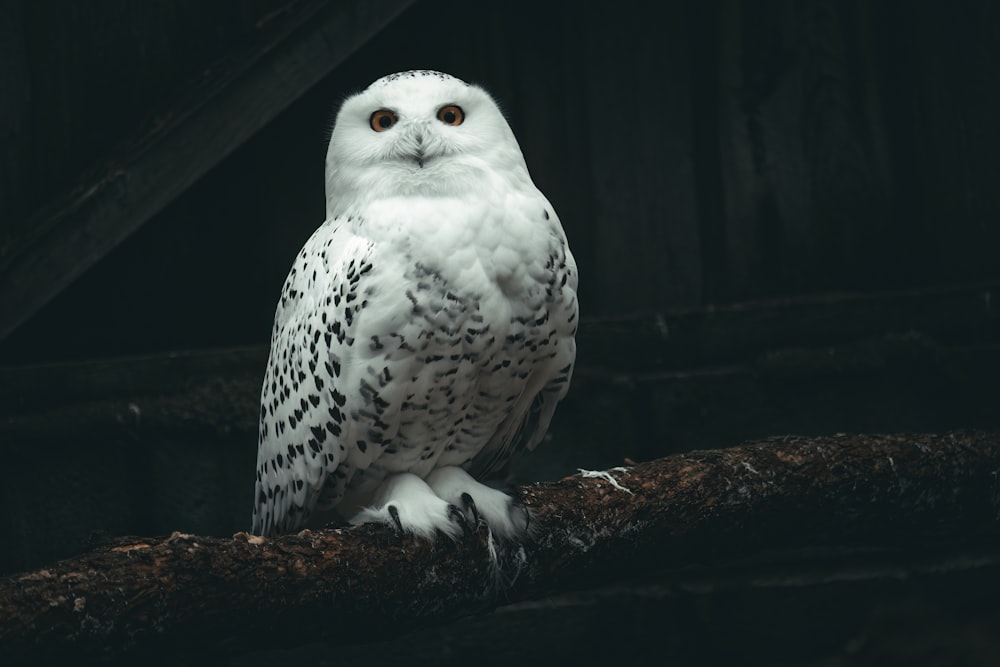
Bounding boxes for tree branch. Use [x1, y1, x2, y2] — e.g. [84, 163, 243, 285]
[2, 432, 999, 662]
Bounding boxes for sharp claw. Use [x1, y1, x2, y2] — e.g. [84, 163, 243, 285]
[387, 505, 403, 533]
[460, 492, 480, 526]
[448, 504, 471, 535]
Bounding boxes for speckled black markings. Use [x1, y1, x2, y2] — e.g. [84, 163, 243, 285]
[373, 70, 467, 88]
[254, 211, 577, 537]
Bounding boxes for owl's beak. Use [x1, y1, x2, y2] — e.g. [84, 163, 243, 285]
[412, 130, 426, 168]
[399, 122, 433, 169]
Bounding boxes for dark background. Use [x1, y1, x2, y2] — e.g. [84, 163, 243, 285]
[1, 0, 999, 664]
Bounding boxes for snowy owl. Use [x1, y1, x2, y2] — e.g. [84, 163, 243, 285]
[251, 70, 578, 542]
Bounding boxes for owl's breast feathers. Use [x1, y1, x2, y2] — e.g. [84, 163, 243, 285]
[253, 190, 577, 535]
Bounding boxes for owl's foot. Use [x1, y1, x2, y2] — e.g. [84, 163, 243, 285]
[350, 472, 467, 540]
[426, 466, 530, 541]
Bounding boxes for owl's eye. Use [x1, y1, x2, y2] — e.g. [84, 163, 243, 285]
[437, 105, 464, 126]
[370, 109, 398, 132]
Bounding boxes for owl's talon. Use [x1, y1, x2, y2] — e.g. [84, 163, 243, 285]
[426, 466, 531, 541]
[448, 504, 471, 535]
[460, 492, 481, 528]
[387, 505, 403, 533]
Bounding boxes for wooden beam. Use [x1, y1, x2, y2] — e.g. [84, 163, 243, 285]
[581, 282, 999, 371]
[1, 432, 998, 662]
[0, 0, 416, 342]
[0, 282, 995, 439]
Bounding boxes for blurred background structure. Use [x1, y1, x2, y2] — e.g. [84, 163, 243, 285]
[1, 1, 998, 663]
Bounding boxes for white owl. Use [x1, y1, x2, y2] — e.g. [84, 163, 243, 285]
[252, 70, 578, 542]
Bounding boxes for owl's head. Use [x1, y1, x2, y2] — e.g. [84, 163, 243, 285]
[324, 71, 529, 214]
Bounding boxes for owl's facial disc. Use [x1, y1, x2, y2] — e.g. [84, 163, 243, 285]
[325, 75, 530, 208]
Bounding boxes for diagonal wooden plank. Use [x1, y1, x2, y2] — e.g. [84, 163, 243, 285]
[0, 0, 416, 343]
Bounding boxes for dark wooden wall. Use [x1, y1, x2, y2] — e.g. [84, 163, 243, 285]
[2, 0, 282, 247]
[2, 0, 998, 364]
[1, 0, 295, 224]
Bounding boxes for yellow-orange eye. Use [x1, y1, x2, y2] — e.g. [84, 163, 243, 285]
[437, 105, 464, 126]
[370, 109, 397, 132]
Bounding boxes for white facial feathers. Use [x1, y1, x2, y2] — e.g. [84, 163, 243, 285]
[324, 70, 530, 214]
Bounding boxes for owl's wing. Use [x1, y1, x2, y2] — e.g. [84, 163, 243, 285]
[252, 217, 375, 536]
[479, 352, 576, 476]
[470, 233, 579, 479]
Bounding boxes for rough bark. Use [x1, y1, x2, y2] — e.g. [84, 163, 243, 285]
[2, 432, 998, 662]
